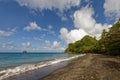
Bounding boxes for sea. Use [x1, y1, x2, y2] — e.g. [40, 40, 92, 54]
[0, 52, 85, 80]
[0, 52, 74, 70]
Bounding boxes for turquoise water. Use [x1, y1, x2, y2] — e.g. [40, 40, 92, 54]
[0, 52, 71, 70]
[0, 52, 85, 80]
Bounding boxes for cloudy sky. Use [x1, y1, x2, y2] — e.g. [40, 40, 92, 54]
[0, 0, 119, 52]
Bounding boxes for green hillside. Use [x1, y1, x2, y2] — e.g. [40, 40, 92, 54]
[65, 35, 99, 53]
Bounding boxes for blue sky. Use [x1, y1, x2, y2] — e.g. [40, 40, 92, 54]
[0, 0, 119, 52]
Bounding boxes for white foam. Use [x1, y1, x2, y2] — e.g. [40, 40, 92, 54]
[0, 54, 86, 80]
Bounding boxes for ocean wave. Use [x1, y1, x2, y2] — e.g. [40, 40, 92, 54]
[0, 54, 86, 80]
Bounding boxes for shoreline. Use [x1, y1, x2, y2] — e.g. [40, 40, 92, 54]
[42, 54, 120, 80]
[0, 54, 85, 80]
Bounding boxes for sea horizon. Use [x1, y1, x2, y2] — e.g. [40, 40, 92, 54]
[0, 52, 76, 70]
[0, 52, 85, 80]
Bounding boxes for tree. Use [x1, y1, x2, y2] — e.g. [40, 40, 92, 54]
[99, 29, 108, 53]
[105, 19, 120, 55]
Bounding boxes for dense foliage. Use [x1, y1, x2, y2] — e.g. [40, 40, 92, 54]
[65, 19, 120, 55]
[103, 19, 120, 55]
[65, 35, 99, 53]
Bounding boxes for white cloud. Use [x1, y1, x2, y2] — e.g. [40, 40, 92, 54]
[0, 41, 20, 52]
[16, 0, 81, 12]
[44, 40, 65, 51]
[73, 7, 95, 31]
[52, 41, 65, 51]
[22, 42, 31, 48]
[52, 41, 60, 49]
[16, 0, 81, 21]
[0, 28, 16, 38]
[20, 40, 65, 52]
[59, 27, 88, 43]
[61, 16, 67, 21]
[33, 37, 41, 41]
[43, 25, 55, 35]
[45, 40, 51, 46]
[73, 7, 111, 38]
[24, 22, 41, 31]
[11, 27, 18, 32]
[85, 0, 90, 2]
[0, 30, 12, 38]
[104, 0, 120, 19]
[48, 25, 53, 29]
[60, 7, 111, 43]
[1, 41, 15, 49]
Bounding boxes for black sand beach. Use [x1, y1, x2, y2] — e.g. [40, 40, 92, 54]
[42, 54, 120, 80]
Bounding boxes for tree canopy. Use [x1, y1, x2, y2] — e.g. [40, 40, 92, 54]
[65, 35, 99, 53]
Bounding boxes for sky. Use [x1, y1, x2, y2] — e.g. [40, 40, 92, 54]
[0, 0, 120, 52]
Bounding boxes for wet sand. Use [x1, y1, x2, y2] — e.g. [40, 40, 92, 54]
[1, 61, 68, 80]
[42, 54, 120, 80]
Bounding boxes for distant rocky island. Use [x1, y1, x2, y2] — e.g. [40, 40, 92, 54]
[22, 50, 27, 53]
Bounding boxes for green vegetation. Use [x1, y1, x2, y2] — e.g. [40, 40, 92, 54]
[104, 19, 120, 55]
[65, 35, 99, 53]
[65, 19, 120, 55]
